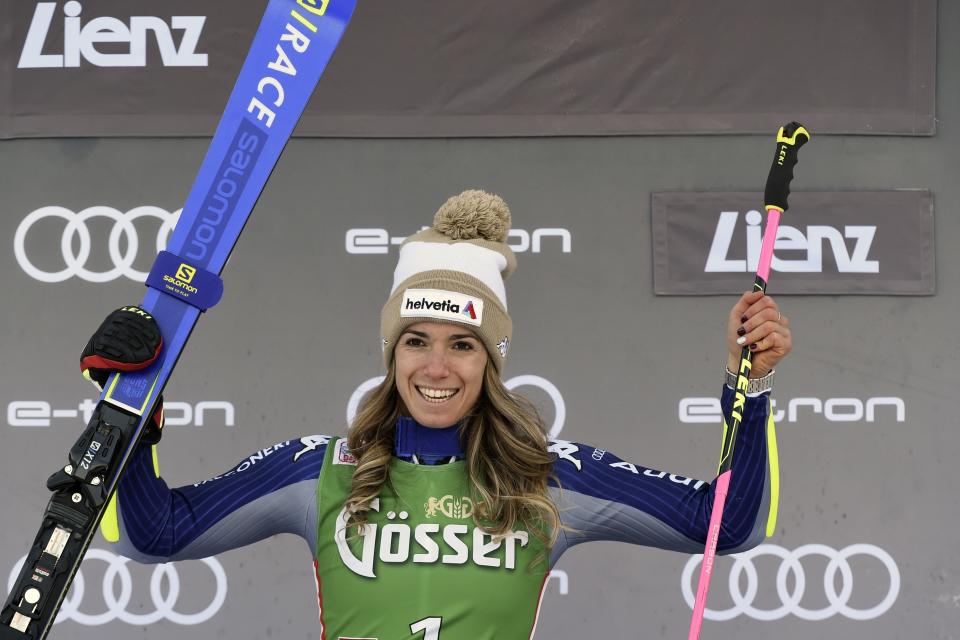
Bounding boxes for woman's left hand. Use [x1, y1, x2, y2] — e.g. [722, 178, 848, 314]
[726, 290, 792, 379]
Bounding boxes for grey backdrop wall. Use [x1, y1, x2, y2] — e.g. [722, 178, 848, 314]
[1, 2, 957, 639]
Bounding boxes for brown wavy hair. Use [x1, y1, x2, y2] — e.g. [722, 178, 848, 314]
[344, 361, 560, 554]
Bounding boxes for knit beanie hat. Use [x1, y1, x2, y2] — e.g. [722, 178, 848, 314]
[381, 190, 517, 372]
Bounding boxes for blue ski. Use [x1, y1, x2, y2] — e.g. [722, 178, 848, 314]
[0, 1, 355, 637]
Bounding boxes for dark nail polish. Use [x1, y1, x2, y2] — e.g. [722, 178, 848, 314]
[740, 315, 748, 323]
[736, 327, 746, 336]
[749, 343, 758, 351]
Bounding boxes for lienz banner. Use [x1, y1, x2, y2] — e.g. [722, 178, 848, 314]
[651, 191, 934, 295]
[0, 0, 936, 138]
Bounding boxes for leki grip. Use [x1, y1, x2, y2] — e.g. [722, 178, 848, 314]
[764, 122, 810, 212]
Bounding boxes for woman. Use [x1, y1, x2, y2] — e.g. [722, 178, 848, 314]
[83, 190, 790, 638]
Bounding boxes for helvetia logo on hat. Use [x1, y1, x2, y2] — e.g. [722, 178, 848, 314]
[401, 289, 484, 326]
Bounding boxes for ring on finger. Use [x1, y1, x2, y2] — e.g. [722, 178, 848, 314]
[777, 311, 782, 323]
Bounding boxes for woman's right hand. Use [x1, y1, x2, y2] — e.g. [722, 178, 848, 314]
[81, 306, 165, 439]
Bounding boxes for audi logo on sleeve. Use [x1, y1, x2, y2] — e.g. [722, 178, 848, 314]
[681, 543, 900, 621]
[14, 206, 181, 283]
[7, 549, 227, 626]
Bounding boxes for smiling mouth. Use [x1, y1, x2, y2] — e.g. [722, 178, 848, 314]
[416, 386, 460, 404]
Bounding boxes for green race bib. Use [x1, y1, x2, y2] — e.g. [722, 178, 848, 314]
[314, 439, 549, 639]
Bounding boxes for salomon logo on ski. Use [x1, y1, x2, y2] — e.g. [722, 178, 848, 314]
[145, 251, 224, 310]
[185, 122, 265, 262]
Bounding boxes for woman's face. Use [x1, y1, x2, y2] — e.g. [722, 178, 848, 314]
[394, 321, 488, 428]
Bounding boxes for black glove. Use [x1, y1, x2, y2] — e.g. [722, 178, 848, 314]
[81, 306, 165, 443]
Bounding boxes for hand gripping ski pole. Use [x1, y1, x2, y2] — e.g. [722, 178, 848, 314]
[0, 1, 355, 638]
[686, 122, 810, 640]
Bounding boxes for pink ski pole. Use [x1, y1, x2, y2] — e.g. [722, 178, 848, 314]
[687, 122, 810, 640]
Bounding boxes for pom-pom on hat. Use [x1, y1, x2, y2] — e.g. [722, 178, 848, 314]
[381, 190, 517, 371]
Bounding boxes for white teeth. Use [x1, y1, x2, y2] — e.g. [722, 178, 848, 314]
[417, 387, 458, 402]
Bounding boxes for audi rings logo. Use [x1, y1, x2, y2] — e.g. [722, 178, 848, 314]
[348, 374, 566, 437]
[15, 206, 181, 283]
[7, 549, 226, 626]
[681, 543, 900, 621]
